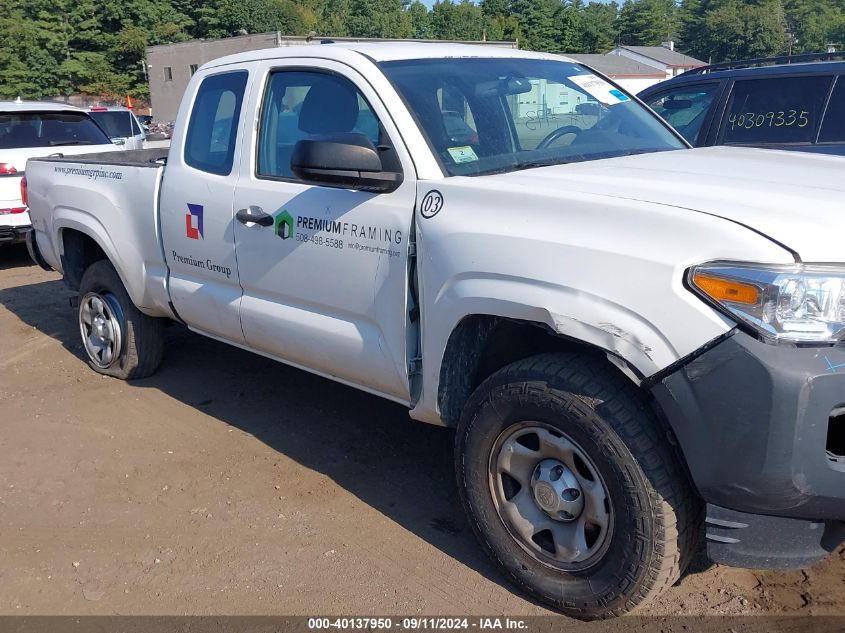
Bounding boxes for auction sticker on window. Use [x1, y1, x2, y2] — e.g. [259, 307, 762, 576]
[447, 146, 478, 163]
[570, 74, 630, 105]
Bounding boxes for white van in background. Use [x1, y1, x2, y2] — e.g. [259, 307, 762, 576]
[88, 106, 147, 150]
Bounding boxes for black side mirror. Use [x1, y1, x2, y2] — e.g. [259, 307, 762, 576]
[291, 133, 403, 193]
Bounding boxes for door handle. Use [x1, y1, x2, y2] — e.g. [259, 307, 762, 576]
[236, 206, 273, 227]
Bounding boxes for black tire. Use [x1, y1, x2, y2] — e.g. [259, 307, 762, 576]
[78, 259, 164, 380]
[455, 352, 701, 620]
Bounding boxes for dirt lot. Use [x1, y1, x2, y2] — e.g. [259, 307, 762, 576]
[1, 244, 843, 617]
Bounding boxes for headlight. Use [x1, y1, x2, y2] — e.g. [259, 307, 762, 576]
[688, 263, 845, 343]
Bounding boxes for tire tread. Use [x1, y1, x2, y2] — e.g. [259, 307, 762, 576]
[456, 352, 702, 619]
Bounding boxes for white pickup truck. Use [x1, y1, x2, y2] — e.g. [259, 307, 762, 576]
[24, 43, 845, 618]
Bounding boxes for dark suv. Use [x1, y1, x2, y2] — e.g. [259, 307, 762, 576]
[639, 53, 845, 155]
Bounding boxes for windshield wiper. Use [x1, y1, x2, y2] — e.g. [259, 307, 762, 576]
[474, 158, 574, 176]
[48, 140, 91, 146]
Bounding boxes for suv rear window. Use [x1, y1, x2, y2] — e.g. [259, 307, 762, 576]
[0, 111, 111, 149]
[719, 75, 833, 145]
[89, 110, 133, 138]
[818, 77, 845, 143]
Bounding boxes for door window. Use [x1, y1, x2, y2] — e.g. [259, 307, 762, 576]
[644, 83, 719, 145]
[257, 71, 382, 179]
[184, 71, 248, 176]
[718, 75, 833, 145]
[818, 77, 845, 143]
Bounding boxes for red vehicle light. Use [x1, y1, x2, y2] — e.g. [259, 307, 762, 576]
[20, 175, 28, 206]
[0, 207, 26, 215]
[0, 163, 17, 175]
[90, 107, 108, 111]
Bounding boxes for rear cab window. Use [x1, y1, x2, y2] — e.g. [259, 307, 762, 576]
[644, 83, 720, 144]
[184, 71, 249, 176]
[718, 75, 834, 145]
[0, 111, 111, 148]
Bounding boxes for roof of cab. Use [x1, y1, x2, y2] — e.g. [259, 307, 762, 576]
[0, 100, 87, 113]
[204, 42, 573, 69]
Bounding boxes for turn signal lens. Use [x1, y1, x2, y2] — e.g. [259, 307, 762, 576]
[692, 272, 760, 305]
[688, 263, 845, 343]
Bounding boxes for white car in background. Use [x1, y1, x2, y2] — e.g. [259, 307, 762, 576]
[88, 106, 147, 150]
[0, 100, 122, 245]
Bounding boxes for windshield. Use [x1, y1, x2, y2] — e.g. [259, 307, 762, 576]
[89, 110, 133, 138]
[0, 111, 111, 149]
[380, 58, 685, 176]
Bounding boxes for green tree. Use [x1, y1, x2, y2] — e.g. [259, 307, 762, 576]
[509, 0, 561, 50]
[616, 0, 679, 46]
[681, 0, 788, 61]
[581, 1, 619, 52]
[783, 0, 845, 53]
[347, 0, 412, 37]
[408, 1, 433, 38]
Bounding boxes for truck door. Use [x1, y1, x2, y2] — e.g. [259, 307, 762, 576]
[160, 67, 251, 344]
[232, 59, 417, 402]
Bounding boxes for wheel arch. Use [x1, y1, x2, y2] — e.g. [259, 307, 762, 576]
[59, 225, 110, 291]
[55, 216, 174, 319]
[434, 313, 644, 428]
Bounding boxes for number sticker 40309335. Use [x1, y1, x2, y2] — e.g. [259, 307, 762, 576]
[727, 109, 810, 131]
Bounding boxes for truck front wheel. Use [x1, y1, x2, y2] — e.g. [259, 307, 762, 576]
[77, 260, 164, 380]
[455, 353, 701, 619]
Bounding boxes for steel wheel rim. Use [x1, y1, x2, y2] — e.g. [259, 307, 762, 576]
[79, 292, 124, 369]
[488, 421, 613, 571]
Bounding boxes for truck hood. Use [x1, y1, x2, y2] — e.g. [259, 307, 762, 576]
[495, 146, 845, 262]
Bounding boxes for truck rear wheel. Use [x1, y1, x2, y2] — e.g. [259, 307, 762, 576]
[78, 260, 164, 380]
[455, 353, 701, 619]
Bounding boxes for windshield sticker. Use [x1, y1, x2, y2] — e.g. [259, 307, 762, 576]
[570, 74, 630, 105]
[447, 146, 479, 164]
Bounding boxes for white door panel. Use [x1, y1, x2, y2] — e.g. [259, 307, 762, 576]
[233, 59, 416, 401]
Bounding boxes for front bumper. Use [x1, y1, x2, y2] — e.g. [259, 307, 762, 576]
[652, 330, 845, 567]
[0, 223, 31, 244]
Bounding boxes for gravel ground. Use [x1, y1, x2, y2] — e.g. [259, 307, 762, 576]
[1, 244, 843, 617]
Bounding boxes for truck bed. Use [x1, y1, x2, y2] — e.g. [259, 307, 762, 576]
[31, 148, 169, 168]
[25, 149, 174, 320]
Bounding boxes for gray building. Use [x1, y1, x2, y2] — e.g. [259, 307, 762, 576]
[609, 43, 706, 80]
[566, 53, 667, 94]
[146, 33, 518, 121]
